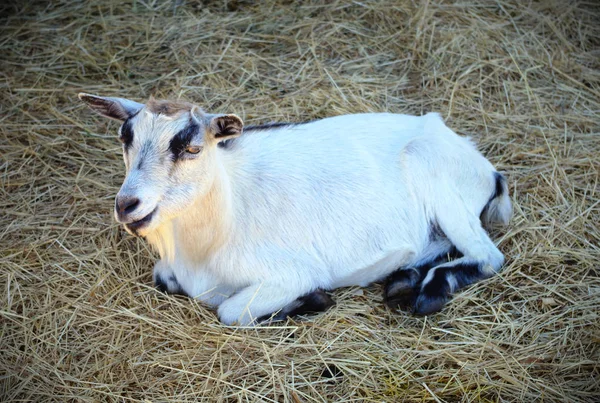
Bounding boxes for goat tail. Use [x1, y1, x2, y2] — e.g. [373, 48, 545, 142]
[481, 172, 512, 227]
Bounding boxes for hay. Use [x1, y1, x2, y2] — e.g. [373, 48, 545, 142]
[1, 0, 599, 401]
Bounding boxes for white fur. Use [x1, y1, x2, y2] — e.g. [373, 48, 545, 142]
[81, 94, 511, 325]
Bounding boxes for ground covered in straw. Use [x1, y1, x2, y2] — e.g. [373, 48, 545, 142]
[1, 0, 599, 401]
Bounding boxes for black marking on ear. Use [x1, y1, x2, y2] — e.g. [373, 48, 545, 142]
[169, 122, 199, 160]
[492, 171, 505, 199]
[214, 115, 242, 138]
[80, 94, 131, 121]
[480, 171, 507, 217]
[414, 261, 483, 316]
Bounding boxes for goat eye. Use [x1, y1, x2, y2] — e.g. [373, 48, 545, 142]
[185, 145, 202, 154]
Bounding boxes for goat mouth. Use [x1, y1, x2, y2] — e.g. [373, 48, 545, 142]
[124, 209, 156, 235]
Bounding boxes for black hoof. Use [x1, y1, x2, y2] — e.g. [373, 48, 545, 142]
[258, 289, 335, 323]
[413, 292, 449, 316]
[384, 269, 419, 311]
[154, 274, 187, 296]
[385, 285, 417, 311]
[154, 274, 169, 293]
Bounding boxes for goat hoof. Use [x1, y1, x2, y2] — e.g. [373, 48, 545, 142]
[154, 274, 169, 293]
[413, 292, 448, 316]
[154, 273, 187, 296]
[384, 269, 420, 311]
[258, 289, 336, 324]
[385, 286, 416, 311]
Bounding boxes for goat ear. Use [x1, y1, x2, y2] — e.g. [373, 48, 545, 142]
[78, 93, 144, 121]
[207, 114, 244, 142]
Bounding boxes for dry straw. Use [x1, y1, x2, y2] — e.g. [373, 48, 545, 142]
[1, 0, 599, 401]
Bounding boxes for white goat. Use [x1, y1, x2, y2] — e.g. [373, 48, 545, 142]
[79, 93, 512, 325]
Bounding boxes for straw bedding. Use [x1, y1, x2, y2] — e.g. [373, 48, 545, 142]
[1, 0, 599, 401]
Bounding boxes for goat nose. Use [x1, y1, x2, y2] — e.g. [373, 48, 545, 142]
[116, 196, 140, 215]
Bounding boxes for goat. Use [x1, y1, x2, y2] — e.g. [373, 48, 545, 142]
[79, 93, 512, 325]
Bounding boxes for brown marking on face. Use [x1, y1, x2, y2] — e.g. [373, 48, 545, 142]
[146, 97, 197, 117]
